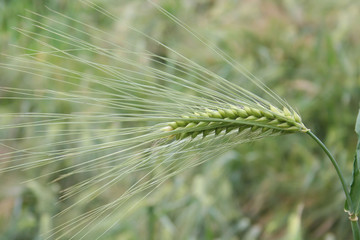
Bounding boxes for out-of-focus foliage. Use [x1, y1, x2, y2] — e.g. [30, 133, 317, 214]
[0, 0, 359, 239]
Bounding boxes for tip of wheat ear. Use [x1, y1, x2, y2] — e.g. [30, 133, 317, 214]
[162, 105, 309, 140]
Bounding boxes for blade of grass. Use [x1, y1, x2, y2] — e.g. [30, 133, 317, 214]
[346, 110, 360, 216]
[348, 109, 360, 240]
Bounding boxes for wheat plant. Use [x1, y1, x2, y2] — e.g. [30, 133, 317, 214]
[0, 0, 359, 239]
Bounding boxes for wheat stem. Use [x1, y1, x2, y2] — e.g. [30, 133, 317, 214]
[351, 221, 360, 240]
[307, 130, 360, 238]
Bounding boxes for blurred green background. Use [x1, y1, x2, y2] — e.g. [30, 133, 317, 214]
[1, 0, 359, 239]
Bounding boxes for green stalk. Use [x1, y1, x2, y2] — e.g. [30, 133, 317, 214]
[307, 130, 360, 239]
[352, 221, 360, 240]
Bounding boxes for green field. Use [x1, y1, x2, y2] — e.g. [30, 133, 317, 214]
[1, 0, 359, 239]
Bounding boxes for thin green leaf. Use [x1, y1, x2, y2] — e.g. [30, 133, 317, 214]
[345, 109, 360, 216]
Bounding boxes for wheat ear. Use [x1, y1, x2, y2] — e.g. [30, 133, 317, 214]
[163, 105, 308, 140]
